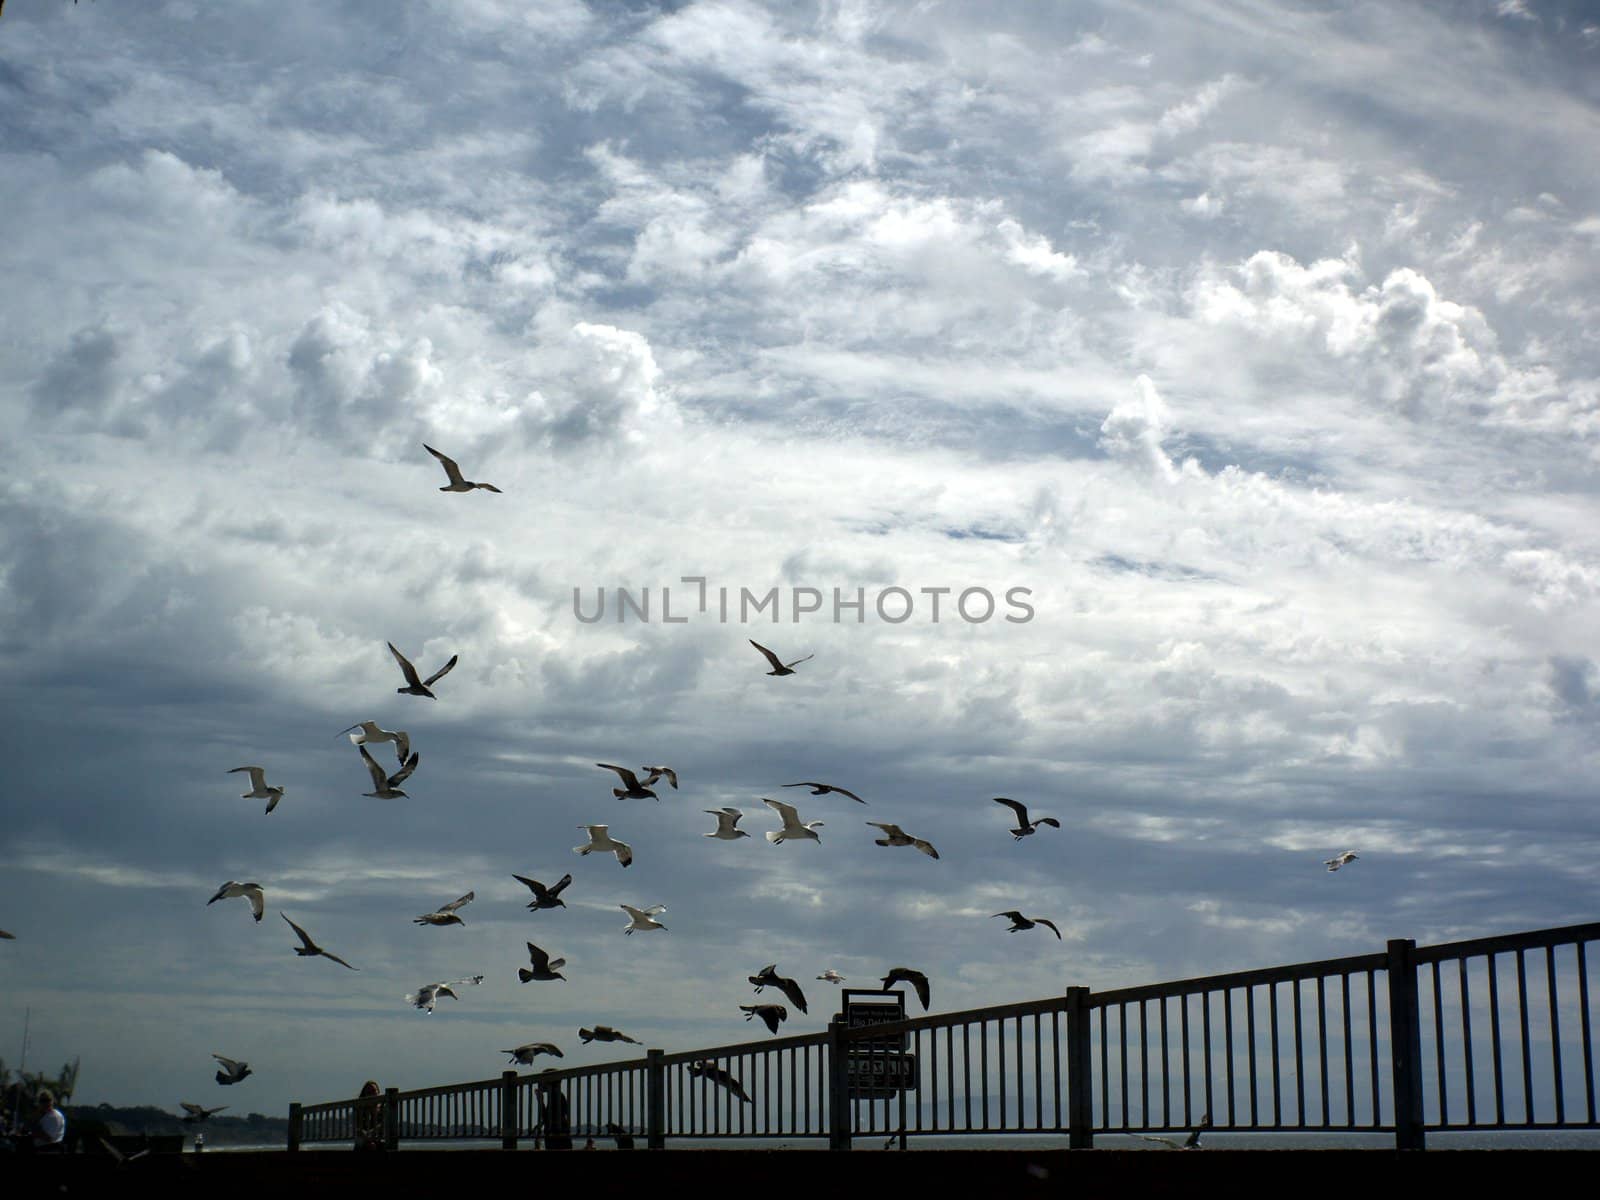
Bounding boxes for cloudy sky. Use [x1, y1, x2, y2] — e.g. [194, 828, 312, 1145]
[1, 0, 1598, 1117]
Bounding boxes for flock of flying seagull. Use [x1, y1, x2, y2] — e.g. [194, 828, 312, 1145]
[5, 442, 1360, 1125]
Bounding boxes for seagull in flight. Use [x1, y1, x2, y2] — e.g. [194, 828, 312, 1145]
[642, 766, 679, 790]
[180, 1102, 228, 1124]
[414, 892, 474, 926]
[388, 641, 458, 699]
[504, 1043, 564, 1065]
[1325, 851, 1359, 872]
[881, 967, 931, 1011]
[281, 913, 358, 970]
[704, 808, 751, 840]
[425, 444, 502, 493]
[360, 744, 420, 798]
[213, 1054, 252, 1086]
[816, 969, 846, 984]
[575, 825, 633, 867]
[741, 1004, 789, 1035]
[994, 798, 1060, 841]
[207, 881, 265, 923]
[867, 822, 939, 859]
[620, 904, 667, 934]
[513, 873, 572, 910]
[406, 975, 485, 1012]
[689, 1060, 751, 1102]
[993, 911, 1063, 939]
[749, 639, 813, 676]
[749, 964, 808, 1013]
[1135, 1114, 1210, 1149]
[596, 763, 659, 801]
[518, 942, 567, 982]
[335, 721, 411, 765]
[783, 781, 866, 804]
[764, 797, 824, 844]
[229, 766, 284, 814]
[579, 1026, 640, 1045]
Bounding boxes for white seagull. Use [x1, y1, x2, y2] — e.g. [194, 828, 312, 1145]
[229, 767, 284, 814]
[425, 444, 502, 493]
[213, 1054, 252, 1086]
[620, 904, 667, 935]
[406, 975, 485, 1012]
[763, 797, 824, 844]
[867, 822, 940, 859]
[388, 641, 458, 699]
[207, 881, 265, 923]
[749, 639, 813, 676]
[335, 721, 411, 765]
[642, 766, 679, 790]
[414, 892, 474, 926]
[1325, 851, 1359, 872]
[704, 808, 750, 840]
[574, 825, 633, 868]
[360, 744, 420, 799]
[816, 969, 846, 984]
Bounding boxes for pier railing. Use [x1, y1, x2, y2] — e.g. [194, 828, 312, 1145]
[290, 919, 1599, 1151]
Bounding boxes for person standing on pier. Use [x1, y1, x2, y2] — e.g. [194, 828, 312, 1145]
[354, 1080, 384, 1152]
[534, 1077, 572, 1150]
[31, 1092, 65, 1153]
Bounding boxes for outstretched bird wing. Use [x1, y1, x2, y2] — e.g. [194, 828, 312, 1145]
[597, 762, 645, 790]
[424, 444, 466, 486]
[280, 912, 317, 951]
[320, 948, 359, 971]
[1034, 919, 1063, 940]
[358, 744, 390, 790]
[422, 654, 458, 688]
[388, 751, 420, 787]
[993, 797, 1030, 825]
[387, 641, 423, 689]
[439, 891, 474, 914]
[749, 640, 785, 671]
[911, 837, 940, 859]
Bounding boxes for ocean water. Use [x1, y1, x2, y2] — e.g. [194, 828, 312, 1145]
[210, 1129, 1600, 1152]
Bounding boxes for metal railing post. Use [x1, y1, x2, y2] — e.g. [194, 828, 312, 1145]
[647, 1050, 665, 1149]
[1387, 938, 1426, 1149]
[286, 1102, 301, 1152]
[1066, 986, 1094, 1148]
[500, 1071, 518, 1150]
[828, 1018, 851, 1150]
[384, 1087, 401, 1151]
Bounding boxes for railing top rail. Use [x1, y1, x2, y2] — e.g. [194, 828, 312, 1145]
[659, 1029, 827, 1067]
[1091, 951, 1389, 1006]
[513, 1057, 651, 1084]
[1413, 919, 1600, 964]
[839, 994, 1069, 1040]
[391, 1075, 505, 1101]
